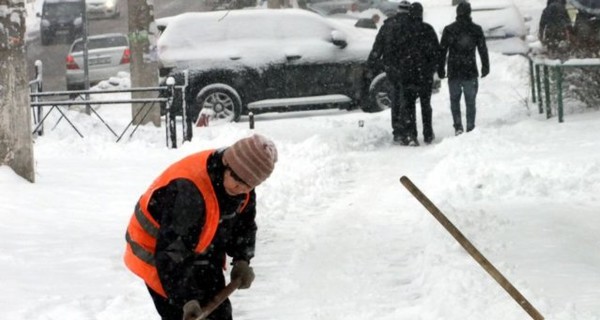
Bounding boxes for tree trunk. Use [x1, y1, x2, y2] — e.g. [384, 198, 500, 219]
[128, 0, 160, 126]
[0, 0, 35, 182]
[267, 0, 283, 8]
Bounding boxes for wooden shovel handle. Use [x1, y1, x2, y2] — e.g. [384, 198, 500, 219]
[400, 176, 544, 320]
[193, 279, 242, 320]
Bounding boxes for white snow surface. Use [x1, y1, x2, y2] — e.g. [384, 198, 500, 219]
[4, 0, 600, 319]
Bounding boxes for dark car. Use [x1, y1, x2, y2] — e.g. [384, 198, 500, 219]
[39, 0, 84, 45]
[158, 9, 393, 124]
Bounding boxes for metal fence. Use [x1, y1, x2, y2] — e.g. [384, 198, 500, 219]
[529, 55, 600, 123]
[28, 60, 189, 148]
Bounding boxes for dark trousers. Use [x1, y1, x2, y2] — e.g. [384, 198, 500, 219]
[387, 73, 405, 137]
[147, 286, 232, 320]
[448, 78, 478, 132]
[403, 80, 434, 140]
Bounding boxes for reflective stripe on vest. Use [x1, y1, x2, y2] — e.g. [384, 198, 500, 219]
[124, 149, 234, 298]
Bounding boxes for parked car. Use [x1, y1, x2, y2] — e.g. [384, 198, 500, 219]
[306, 0, 398, 17]
[157, 9, 397, 123]
[85, 0, 120, 19]
[38, 0, 84, 46]
[425, 0, 529, 55]
[65, 33, 130, 90]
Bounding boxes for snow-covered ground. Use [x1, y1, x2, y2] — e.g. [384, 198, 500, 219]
[5, 0, 600, 319]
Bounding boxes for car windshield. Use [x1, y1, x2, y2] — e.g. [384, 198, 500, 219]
[44, 3, 82, 17]
[71, 36, 128, 52]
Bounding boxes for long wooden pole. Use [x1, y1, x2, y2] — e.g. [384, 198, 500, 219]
[399, 176, 544, 320]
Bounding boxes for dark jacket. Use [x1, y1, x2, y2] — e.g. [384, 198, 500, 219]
[402, 17, 440, 85]
[539, 0, 572, 48]
[368, 11, 410, 75]
[574, 10, 600, 50]
[439, 15, 489, 80]
[148, 149, 257, 307]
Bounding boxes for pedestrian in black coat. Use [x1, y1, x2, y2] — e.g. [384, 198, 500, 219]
[368, 0, 412, 143]
[573, 9, 600, 56]
[439, 2, 489, 135]
[400, 2, 440, 145]
[539, 0, 572, 56]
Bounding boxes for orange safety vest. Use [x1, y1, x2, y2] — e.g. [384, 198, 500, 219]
[123, 149, 249, 298]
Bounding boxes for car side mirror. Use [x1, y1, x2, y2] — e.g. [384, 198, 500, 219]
[36, 12, 41, 18]
[331, 30, 347, 48]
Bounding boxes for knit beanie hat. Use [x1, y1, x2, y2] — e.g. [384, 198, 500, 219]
[456, 2, 471, 17]
[223, 134, 278, 188]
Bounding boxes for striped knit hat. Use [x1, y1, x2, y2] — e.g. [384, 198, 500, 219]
[223, 134, 278, 188]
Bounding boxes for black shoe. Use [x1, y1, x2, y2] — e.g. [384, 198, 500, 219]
[424, 134, 435, 144]
[407, 137, 419, 146]
[455, 129, 464, 136]
[393, 135, 408, 145]
[393, 135, 404, 144]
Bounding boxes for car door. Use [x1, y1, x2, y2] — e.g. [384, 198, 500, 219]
[224, 14, 287, 102]
[279, 13, 358, 98]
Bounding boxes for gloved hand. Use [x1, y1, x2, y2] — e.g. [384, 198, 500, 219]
[231, 260, 255, 289]
[182, 300, 202, 320]
[437, 69, 446, 79]
[481, 66, 489, 78]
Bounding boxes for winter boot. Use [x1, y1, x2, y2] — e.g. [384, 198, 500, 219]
[424, 133, 435, 144]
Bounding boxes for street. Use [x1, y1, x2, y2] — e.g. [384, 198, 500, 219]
[26, 0, 208, 92]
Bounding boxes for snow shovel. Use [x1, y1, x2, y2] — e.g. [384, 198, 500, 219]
[400, 176, 544, 320]
[192, 278, 242, 320]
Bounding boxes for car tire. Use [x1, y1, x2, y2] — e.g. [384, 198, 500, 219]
[195, 84, 242, 123]
[363, 73, 392, 113]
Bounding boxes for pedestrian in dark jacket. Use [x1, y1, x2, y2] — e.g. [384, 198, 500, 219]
[368, 0, 412, 143]
[573, 9, 600, 57]
[400, 2, 440, 145]
[124, 134, 278, 320]
[439, 2, 489, 135]
[539, 0, 572, 56]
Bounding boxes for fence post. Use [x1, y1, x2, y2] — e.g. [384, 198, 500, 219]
[34, 60, 44, 136]
[535, 64, 543, 114]
[166, 77, 177, 148]
[529, 58, 536, 103]
[543, 65, 551, 119]
[555, 66, 564, 123]
[182, 70, 192, 142]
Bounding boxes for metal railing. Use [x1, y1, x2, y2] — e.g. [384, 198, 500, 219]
[28, 61, 190, 148]
[529, 55, 600, 123]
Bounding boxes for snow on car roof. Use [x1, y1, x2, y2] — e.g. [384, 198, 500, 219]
[157, 8, 376, 71]
[44, 0, 82, 3]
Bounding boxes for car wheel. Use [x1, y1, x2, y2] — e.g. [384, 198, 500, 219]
[363, 73, 392, 113]
[195, 84, 242, 124]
